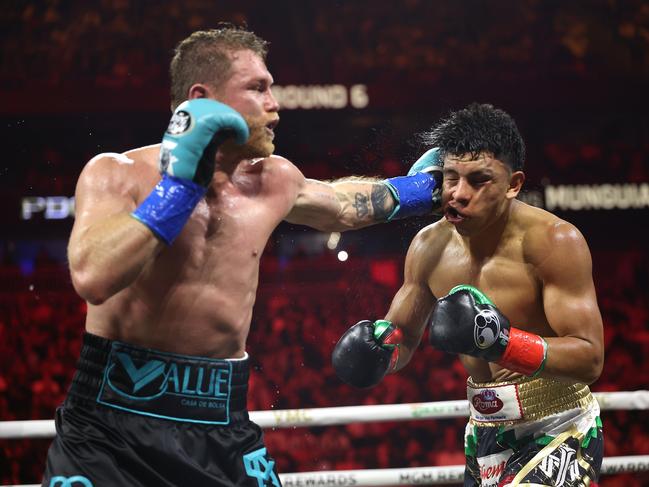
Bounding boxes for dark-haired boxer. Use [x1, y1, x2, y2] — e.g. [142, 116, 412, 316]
[333, 104, 604, 487]
[42, 24, 443, 487]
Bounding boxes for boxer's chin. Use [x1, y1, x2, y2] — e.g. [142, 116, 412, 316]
[246, 139, 274, 159]
[220, 138, 273, 161]
[244, 130, 274, 158]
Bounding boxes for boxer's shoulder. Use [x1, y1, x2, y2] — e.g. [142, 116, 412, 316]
[408, 218, 454, 268]
[84, 144, 159, 175]
[254, 154, 300, 179]
[414, 217, 454, 248]
[77, 145, 161, 200]
[250, 154, 306, 197]
[517, 202, 586, 266]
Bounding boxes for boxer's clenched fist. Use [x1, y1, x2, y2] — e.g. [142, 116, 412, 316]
[132, 99, 249, 244]
[429, 285, 548, 377]
[159, 99, 249, 186]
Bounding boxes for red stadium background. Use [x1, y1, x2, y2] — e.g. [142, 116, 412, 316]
[1, 1, 648, 485]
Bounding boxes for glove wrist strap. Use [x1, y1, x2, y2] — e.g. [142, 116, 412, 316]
[373, 320, 402, 372]
[497, 327, 548, 377]
[131, 173, 207, 245]
[383, 172, 438, 221]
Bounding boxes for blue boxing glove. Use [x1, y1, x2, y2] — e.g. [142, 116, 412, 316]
[132, 99, 249, 244]
[383, 147, 443, 221]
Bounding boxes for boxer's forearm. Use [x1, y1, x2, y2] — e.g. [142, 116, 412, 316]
[538, 336, 603, 384]
[290, 168, 441, 231]
[287, 178, 394, 232]
[68, 213, 163, 304]
[331, 180, 394, 228]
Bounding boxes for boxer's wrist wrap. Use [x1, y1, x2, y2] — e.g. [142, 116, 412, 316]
[131, 173, 207, 245]
[498, 327, 548, 377]
[373, 319, 402, 372]
[383, 172, 438, 221]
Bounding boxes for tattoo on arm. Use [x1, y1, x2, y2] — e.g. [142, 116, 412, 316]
[371, 184, 392, 221]
[332, 180, 394, 223]
[352, 193, 369, 218]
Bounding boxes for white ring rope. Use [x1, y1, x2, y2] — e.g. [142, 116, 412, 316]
[1, 391, 648, 486]
[279, 456, 649, 486]
[4, 456, 649, 487]
[1, 390, 647, 439]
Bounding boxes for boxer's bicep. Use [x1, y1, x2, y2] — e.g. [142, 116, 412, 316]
[70, 156, 141, 249]
[68, 156, 159, 303]
[540, 225, 602, 342]
[538, 224, 604, 381]
[73, 159, 138, 227]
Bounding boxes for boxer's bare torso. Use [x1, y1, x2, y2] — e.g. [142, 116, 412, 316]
[69, 144, 359, 358]
[417, 201, 568, 382]
[385, 153, 602, 385]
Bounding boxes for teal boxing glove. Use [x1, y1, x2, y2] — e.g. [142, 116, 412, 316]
[407, 147, 443, 176]
[159, 99, 249, 185]
[132, 99, 249, 244]
[383, 147, 443, 221]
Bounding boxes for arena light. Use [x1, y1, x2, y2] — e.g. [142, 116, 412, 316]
[337, 250, 349, 261]
[326, 232, 341, 249]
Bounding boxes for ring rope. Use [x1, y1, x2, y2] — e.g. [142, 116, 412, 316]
[1, 391, 648, 486]
[279, 456, 649, 486]
[1, 390, 647, 439]
[3, 456, 649, 487]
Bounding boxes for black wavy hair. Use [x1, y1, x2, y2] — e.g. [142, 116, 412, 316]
[424, 103, 525, 171]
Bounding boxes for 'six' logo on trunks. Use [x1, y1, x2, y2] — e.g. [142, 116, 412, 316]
[473, 309, 500, 349]
[106, 352, 230, 400]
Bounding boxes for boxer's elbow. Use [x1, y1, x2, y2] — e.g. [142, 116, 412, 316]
[582, 350, 604, 385]
[571, 343, 604, 385]
[69, 254, 113, 305]
[70, 268, 112, 305]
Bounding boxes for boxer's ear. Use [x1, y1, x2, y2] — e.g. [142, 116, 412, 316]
[188, 83, 210, 100]
[506, 171, 525, 200]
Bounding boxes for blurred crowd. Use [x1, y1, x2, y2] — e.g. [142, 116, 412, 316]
[2, 0, 648, 202]
[1, 249, 648, 485]
[313, 0, 649, 80]
[2, 0, 649, 87]
[2, 1, 648, 485]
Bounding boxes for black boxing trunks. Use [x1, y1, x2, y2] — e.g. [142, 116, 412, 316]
[42, 332, 281, 487]
[463, 376, 603, 487]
